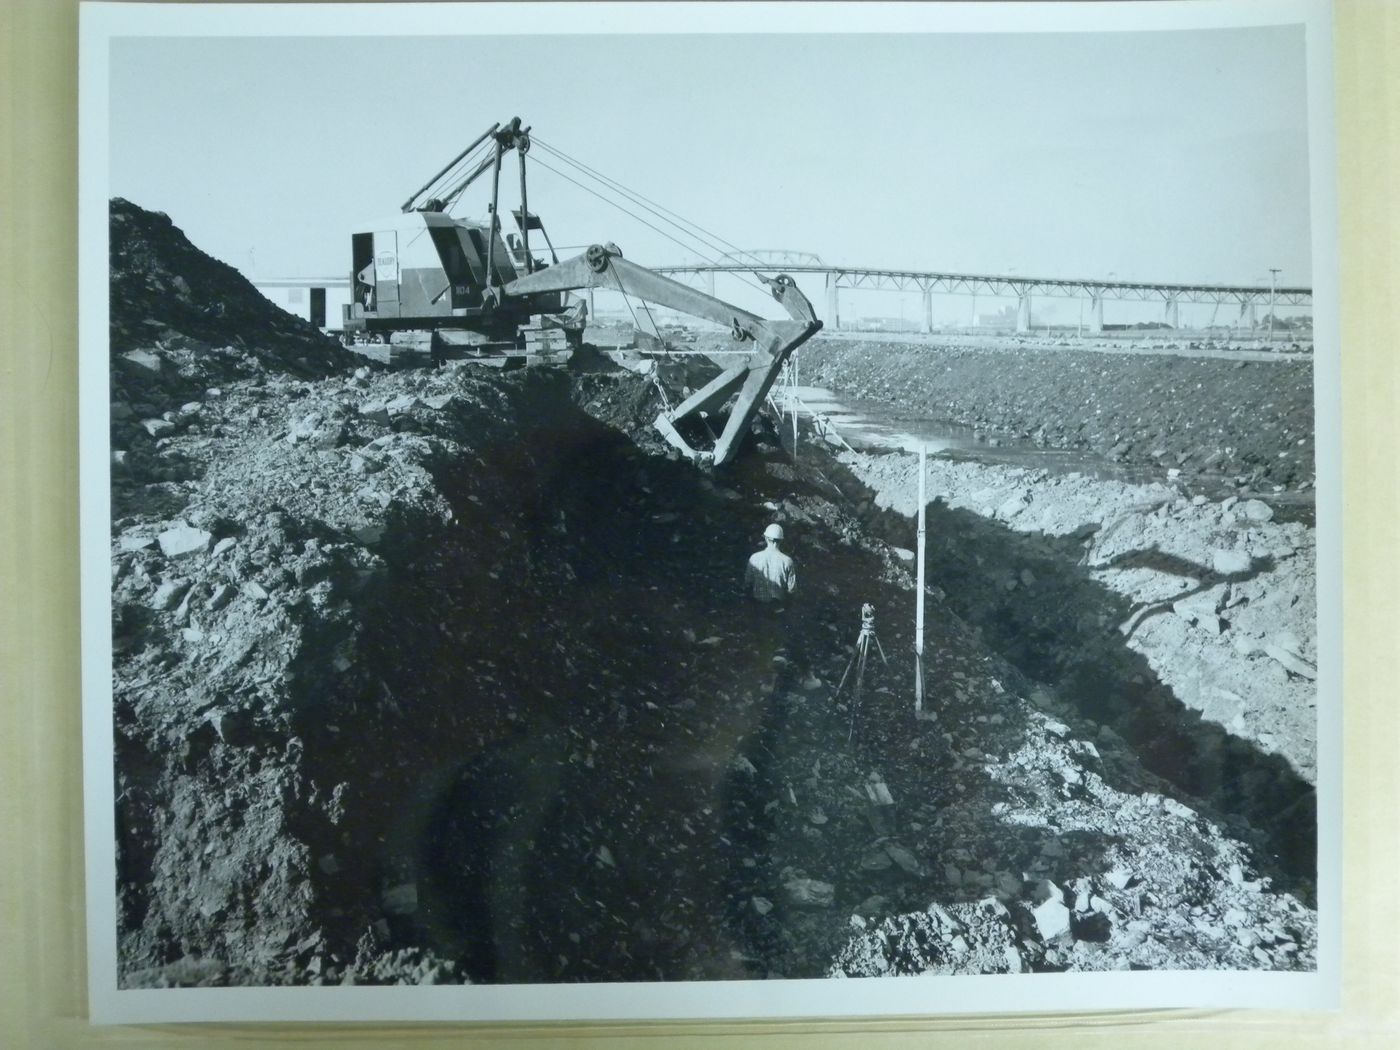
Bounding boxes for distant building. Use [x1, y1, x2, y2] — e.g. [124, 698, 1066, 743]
[975, 304, 1019, 328]
[852, 317, 921, 333]
[251, 277, 352, 332]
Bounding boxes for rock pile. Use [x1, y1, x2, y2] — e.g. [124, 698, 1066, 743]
[844, 452, 1318, 784]
[106, 205, 1318, 987]
[829, 700, 1315, 976]
[109, 198, 354, 399]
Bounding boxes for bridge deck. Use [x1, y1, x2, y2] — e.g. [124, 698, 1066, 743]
[653, 263, 1311, 306]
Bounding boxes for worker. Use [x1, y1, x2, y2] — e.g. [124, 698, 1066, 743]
[744, 523, 797, 606]
[429, 328, 446, 369]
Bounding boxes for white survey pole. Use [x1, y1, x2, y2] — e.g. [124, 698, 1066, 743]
[914, 444, 927, 713]
[792, 360, 799, 452]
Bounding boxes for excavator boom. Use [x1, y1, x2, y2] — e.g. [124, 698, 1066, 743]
[504, 244, 822, 466]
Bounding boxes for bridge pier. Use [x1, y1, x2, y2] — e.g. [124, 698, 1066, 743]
[826, 274, 840, 330]
[921, 287, 933, 334]
[1164, 298, 1179, 329]
[1016, 290, 1032, 334]
[1238, 300, 1256, 332]
[1089, 293, 1104, 334]
[706, 271, 715, 299]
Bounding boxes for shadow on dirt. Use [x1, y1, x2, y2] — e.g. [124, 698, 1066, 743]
[806, 447, 1316, 907]
[287, 379, 1155, 981]
[1097, 547, 1278, 641]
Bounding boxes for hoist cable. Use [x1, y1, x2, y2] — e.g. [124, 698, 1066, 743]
[527, 145, 775, 299]
[526, 155, 772, 299]
[532, 136, 773, 272]
[534, 140, 758, 269]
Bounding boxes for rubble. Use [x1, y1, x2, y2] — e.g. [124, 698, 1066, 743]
[107, 199, 1318, 989]
[157, 523, 212, 560]
[784, 877, 836, 908]
[840, 449, 1318, 783]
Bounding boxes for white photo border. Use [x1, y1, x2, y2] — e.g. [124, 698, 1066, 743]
[79, 0, 1342, 1025]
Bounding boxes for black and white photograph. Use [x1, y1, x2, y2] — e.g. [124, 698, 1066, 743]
[79, 0, 1341, 1023]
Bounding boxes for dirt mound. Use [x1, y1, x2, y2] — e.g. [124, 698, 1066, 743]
[799, 337, 1315, 489]
[103, 229, 1317, 985]
[109, 197, 353, 387]
[108, 199, 362, 500]
[110, 349, 1316, 985]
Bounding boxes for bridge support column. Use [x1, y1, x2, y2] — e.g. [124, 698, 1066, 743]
[706, 271, 715, 298]
[921, 287, 933, 334]
[826, 274, 840, 330]
[1016, 290, 1032, 333]
[1164, 298, 1179, 329]
[1238, 300, 1256, 331]
[1089, 294, 1103, 334]
[587, 288, 595, 320]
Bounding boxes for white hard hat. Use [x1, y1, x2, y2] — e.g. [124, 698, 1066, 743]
[764, 523, 785, 541]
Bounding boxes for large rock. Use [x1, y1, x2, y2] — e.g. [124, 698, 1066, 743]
[157, 524, 212, 560]
[1172, 584, 1228, 636]
[996, 490, 1030, 521]
[1240, 499, 1275, 523]
[1211, 549, 1252, 576]
[1032, 896, 1072, 941]
[120, 348, 163, 375]
[884, 843, 923, 876]
[358, 400, 391, 425]
[117, 531, 155, 552]
[149, 577, 191, 611]
[784, 876, 835, 908]
[382, 882, 418, 916]
[1030, 878, 1064, 905]
[1264, 636, 1317, 680]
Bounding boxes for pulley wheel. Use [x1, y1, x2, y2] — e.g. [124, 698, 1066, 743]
[585, 244, 611, 273]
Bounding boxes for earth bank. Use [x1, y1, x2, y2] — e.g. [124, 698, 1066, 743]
[107, 200, 1317, 987]
[798, 336, 1316, 492]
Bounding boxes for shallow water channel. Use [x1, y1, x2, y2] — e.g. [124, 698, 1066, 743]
[784, 385, 1313, 521]
[784, 386, 1318, 902]
[788, 384, 1154, 473]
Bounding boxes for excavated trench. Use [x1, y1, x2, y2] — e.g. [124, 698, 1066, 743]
[287, 380, 990, 981]
[813, 446, 1317, 905]
[277, 370, 1314, 982]
[106, 200, 1317, 984]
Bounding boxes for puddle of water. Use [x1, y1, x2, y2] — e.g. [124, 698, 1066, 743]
[788, 384, 1154, 480]
[787, 386, 972, 455]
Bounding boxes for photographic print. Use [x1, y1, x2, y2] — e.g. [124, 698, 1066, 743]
[80, 0, 1340, 1023]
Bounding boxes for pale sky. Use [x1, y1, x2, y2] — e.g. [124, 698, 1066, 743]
[109, 26, 1312, 324]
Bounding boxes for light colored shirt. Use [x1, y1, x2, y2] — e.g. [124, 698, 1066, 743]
[745, 546, 797, 603]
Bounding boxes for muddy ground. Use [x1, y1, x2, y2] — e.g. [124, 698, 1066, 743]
[798, 337, 1316, 492]
[107, 201, 1317, 988]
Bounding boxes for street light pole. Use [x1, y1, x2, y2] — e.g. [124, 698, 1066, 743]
[1268, 268, 1281, 343]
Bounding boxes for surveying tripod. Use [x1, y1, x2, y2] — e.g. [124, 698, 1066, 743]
[834, 603, 889, 742]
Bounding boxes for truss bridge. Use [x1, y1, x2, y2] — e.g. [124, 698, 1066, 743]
[652, 256, 1312, 333]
